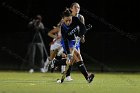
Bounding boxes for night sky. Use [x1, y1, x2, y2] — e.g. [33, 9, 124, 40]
[0, 0, 140, 71]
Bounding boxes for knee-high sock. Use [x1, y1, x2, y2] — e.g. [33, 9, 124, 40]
[66, 66, 71, 77]
[44, 58, 51, 69]
[75, 61, 88, 79]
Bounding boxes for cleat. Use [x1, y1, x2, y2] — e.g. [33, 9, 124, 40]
[44, 67, 49, 72]
[40, 68, 46, 73]
[61, 79, 64, 83]
[29, 69, 34, 73]
[87, 73, 95, 83]
[65, 76, 73, 81]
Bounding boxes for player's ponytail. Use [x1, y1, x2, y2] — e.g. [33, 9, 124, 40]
[61, 8, 72, 18]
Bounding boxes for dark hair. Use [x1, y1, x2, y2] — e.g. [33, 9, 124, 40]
[70, 2, 79, 8]
[61, 8, 72, 18]
[35, 15, 42, 20]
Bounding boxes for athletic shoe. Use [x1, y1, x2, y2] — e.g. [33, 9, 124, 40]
[87, 73, 95, 83]
[44, 66, 49, 72]
[65, 76, 73, 81]
[29, 69, 34, 73]
[40, 68, 46, 73]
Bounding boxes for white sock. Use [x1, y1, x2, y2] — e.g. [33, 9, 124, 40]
[61, 65, 66, 73]
[44, 58, 51, 69]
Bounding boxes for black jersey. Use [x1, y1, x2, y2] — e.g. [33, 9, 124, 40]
[61, 17, 86, 54]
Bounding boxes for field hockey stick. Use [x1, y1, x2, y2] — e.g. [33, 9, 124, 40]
[57, 35, 80, 83]
[86, 24, 92, 32]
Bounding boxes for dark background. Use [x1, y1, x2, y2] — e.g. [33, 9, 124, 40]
[0, 0, 140, 72]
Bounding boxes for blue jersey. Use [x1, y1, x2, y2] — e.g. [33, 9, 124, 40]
[61, 39, 80, 52]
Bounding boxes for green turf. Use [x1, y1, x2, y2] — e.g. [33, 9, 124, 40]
[0, 71, 140, 93]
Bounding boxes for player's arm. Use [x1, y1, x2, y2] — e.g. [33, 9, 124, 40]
[79, 14, 85, 25]
[79, 15, 86, 43]
[61, 28, 70, 54]
[74, 17, 87, 37]
[48, 27, 60, 39]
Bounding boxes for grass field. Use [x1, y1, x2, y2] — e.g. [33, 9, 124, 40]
[0, 71, 140, 93]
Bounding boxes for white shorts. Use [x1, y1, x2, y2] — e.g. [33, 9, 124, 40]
[50, 41, 62, 51]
